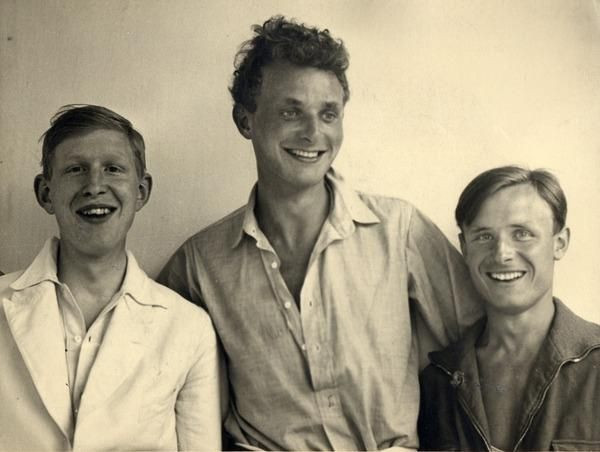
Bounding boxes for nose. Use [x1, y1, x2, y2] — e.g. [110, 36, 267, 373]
[82, 167, 107, 197]
[493, 235, 515, 263]
[300, 114, 319, 142]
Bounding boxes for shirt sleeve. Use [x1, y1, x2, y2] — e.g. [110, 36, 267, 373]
[406, 207, 483, 361]
[175, 320, 222, 451]
[158, 243, 232, 446]
[157, 242, 206, 310]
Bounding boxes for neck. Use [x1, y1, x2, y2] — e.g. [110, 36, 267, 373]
[255, 178, 329, 250]
[483, 296, 555, 356]
[57, 241, 127, 305]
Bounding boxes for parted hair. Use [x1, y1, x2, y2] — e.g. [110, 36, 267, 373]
[40, 104, 146, 179]
[455, 165, 567, 233]
[229, 15, 350, 114]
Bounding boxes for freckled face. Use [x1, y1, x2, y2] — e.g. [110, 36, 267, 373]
[244, 62, 345, 193]
[460, 184, 568, 316]
[36, 129, 151, 258]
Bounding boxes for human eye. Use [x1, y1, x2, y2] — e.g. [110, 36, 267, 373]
[472, 232, 493, 243]
[65, 165, 85, 174]
[321, 110, 339, 123]
[106, 165, 124, 174]
[281, 109, 299, 120]
[514, 229, 534, 240]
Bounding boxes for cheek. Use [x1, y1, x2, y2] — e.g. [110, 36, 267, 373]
[331, 124, 344, 147]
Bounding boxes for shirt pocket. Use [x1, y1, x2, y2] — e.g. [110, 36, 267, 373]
[551, 439, 600, 451]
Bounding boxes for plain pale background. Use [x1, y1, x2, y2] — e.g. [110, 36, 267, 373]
[1, 1, 599, 322]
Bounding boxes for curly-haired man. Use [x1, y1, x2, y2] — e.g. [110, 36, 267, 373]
[159, 16, 482, 450]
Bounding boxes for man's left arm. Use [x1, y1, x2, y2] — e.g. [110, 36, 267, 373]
[175, 322, 222, 451]
[406, 207, 483, 361]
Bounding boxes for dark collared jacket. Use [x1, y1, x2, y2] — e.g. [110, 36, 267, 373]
[418, 299, 600, 451]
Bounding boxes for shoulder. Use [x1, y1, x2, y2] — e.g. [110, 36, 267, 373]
[143, 276, 214, 336]
[356, 190, 445, 235]
[355, 190, 416, 220]
[163, 206, 247, 269]
[186, 205, 245, 247]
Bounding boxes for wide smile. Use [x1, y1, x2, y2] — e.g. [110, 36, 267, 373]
[284, 148, 327, 163]
[76, 205, 117, 223]
[486, 271, 526, 283]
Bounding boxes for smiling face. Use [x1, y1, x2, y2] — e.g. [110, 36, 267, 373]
[460, 184, 569, 316]
[235, 61, 345, 193]
[35, 129, 152, 259]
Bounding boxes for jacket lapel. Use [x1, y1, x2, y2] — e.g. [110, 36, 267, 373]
[77, 295, 153, 415]
[430, 319, 491, 440]
[3, 283, 74, 441]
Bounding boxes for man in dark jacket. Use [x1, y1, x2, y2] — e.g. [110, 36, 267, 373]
[418, 165, 600, 451]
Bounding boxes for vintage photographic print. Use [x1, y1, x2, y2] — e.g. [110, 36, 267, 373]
[1, 1, 599, 450]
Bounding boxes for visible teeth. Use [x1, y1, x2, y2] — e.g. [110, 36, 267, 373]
[490, 271, 524, 281]
[82, 208, 111, 216]
[289, 149, 319, 158]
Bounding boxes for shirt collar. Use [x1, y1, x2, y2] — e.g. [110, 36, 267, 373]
[10, 237, 165, 308]
[231, 167, 380, 248]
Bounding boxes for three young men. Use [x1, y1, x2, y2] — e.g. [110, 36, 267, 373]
[419, 166, 600, 450]
[3, 15, 597, 452]
[159, 16, 482, 450]
[0, 105, 221, 450]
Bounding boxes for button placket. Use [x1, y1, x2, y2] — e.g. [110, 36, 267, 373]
[257, 247, 304, 350]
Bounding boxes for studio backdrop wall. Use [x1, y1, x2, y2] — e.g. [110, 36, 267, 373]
[1, 0, 599, 322]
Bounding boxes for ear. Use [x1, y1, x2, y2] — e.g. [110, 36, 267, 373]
[553, 226, 570, 261]
[459, 232, 467, 257]
[34, 174, 55, 214]
[232, 104, 253, 140]
[135, 172, 153, 211]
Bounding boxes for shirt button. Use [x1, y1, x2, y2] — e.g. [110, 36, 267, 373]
[73, 335, 82, 344]
[284, 301, 292, 309]
[301, 344, 307, 351]
[271, 261, 278, 269]
[328, 395, 335, 408]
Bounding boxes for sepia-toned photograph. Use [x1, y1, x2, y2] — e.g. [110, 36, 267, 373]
[1, 1, 599, 450]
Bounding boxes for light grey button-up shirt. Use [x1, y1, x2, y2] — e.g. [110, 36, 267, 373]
[158, 169, 482, 450]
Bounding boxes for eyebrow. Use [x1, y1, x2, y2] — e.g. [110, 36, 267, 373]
[280, 98, 342, 109]
[323, 101, 342, 110]
[467, 222, 536, 233]
[466, 226, 490, 234]
[281, 98, 302, 106]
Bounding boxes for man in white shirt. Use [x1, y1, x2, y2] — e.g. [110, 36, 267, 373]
[0, 104, 221, 450]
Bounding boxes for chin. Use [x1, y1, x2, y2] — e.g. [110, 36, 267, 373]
[485, 296, 538, 316]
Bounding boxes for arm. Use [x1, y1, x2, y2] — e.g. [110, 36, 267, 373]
[406, 208, 483, 364]
[157, 242, 204, 309]
[175, 322, 222, 451]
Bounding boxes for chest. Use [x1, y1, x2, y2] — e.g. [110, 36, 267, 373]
[277, 245, 312, 305]
[477, 354, 536, 450]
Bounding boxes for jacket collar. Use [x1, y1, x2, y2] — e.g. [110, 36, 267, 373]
[231, 167, 380, 248]
[428, 298, 600, 446]
[10, 237, 166, 309]
[3, 237, 165, 442]
[429, 298, 600, 373]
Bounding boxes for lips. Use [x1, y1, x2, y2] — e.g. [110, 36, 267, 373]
[284, 148, 326, 162]
[487, 271, 526, 282]
[76, 204, 117, 221]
